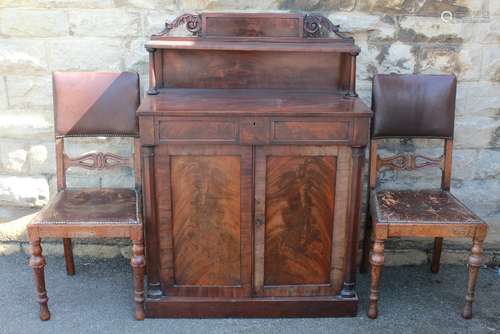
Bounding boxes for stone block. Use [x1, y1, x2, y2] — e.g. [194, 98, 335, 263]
[47, 38, 124, 71]
[398, 16, 475, 43]
[358, 41, 416, 80]
[452, 178, 500, 219]
[0, 243, 21, 256]
[69, 9, 141, 37]
[461, 82, 500, 118]
[0, 140, 28, 173]
[278, 0, 356, 11]
[0, 175, 50, 207]
[0, 111, 53, 140]
[0, 9, 68, 37]
[177, 0, 281, 10]
[124, 38, 148, 74]
[100, 168, 134, 188]
[21, 242, 63, 256]
[326, 12, 396, 41]
[72, 243, 122, 258]
[0, 40, 48, 75]
[481, 46, 500, 82]
[477, 20, 500, 44]
[384, 249, 428, 266]
[451, 149, 478, 181]
[491, 1, 500, 16]
[454, 116, 500, 148]
[0, 206, 36, 242]
[27, 142, 56, 175]
[120, 244, 132, 258]
[114, 0, 176, 9]
[416, 45, 481, 81]
[5, 76, 53, 109]
[0, 77, 7, 109]
[0, 0, 114, 8]
[475, 149, 500, 179]
[358, 0, 488, 18]
[143, 11, 176, 36]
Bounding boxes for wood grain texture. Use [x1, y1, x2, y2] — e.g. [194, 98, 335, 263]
[171, 155, 241, 286]
[155, 145, 252, 298]
[137, 89, 372, 118]
[162, 50, 344, 90]
[204, 14, 302, 38]
[254, 146, 351, 297]
[272, 120, 350, 143]
[264, 155, 336, 285]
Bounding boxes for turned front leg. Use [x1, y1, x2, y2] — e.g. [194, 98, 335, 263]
[368, 239, 384, 319]
[463, 238, 483, 319]
[29, 239, 50, 321]
[131, 238, 146, 320]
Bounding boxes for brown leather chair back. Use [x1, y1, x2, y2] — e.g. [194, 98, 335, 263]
[53, 72, 140, 137]
[372, 74, 456, 139]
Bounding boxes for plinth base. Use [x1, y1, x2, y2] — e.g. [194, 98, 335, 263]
[145, 295, 358, 318]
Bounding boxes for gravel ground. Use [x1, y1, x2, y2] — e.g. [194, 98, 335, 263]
[0, 253, 498, 334]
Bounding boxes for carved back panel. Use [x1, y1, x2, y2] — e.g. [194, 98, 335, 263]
[55, 138, 141, 191]
[369, 139, 453, 191]
[147, 12, 359, 95]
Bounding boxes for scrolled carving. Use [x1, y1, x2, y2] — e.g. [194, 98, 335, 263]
[377, 153, 444, 171]
[153, 13, 202, 37]
[303, 14, 352, 39]
[65, 152, 132, 170]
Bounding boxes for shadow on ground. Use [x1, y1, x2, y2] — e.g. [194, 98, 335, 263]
[1, 254, 498, 334]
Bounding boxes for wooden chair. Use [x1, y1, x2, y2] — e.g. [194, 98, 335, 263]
[27, 72, 145, 321]
[360, 74, 488, 319]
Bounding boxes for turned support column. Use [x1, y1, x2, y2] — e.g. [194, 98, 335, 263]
[146, 47, 159, 95]
[462, 238, 483, 319]
[368, 238, 384, 319]
[131, 234, 146, 321]
[29, 238, 51, 321]
[345, 51, 359, 97]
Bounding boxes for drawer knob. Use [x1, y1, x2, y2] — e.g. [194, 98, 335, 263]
[255, 218, 264, 226]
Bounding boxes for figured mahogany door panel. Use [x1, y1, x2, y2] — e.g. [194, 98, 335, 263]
[254, 146, 352, 297]
[171, 155, 241, 285]
[155, 145, 252, 298]
[264, 155, 335, 285]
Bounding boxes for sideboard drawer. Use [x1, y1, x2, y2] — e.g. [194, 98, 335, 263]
[150, 117, 364, 145]
[271, 119, 352, 143]
[157, 117, 238, 143]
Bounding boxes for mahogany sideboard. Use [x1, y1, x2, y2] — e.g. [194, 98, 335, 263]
[137, 12, 372, 318]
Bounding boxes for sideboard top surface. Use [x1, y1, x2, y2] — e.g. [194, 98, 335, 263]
[137, 89, 372, 117]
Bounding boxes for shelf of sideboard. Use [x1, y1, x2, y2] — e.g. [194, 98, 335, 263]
[137, 88, 372, 118]
[145, 38, 360, 54]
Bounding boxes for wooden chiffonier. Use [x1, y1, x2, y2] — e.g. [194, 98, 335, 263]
[137, 12, 372, 318]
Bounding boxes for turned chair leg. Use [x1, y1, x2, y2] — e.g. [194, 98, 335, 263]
[360, 215, 372, 274]
[431, 237, 443, 274]
[368, 239, 384, 319]
[29, 239, 51, 321]
[463, 238, 483, 319]
[131, 238, 146, 320]
[63, 238, 75, 276]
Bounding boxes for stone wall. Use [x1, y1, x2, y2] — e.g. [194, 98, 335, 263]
[0, 0, 499, 263]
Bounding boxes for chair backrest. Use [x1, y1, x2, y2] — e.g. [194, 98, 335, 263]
[369, 74, 457, 191]
[52, 72, 141, 191]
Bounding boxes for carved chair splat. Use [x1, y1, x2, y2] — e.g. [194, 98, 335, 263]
[359, 74, 487, 320]
[27, 72, 145, 321]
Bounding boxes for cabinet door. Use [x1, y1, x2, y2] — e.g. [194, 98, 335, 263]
[155, 145, 252, 298]
[254, 145, 351, 297]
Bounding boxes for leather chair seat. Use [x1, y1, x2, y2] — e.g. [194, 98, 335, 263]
[371, 190, 482, 225]
[32, 188, 139, 225]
